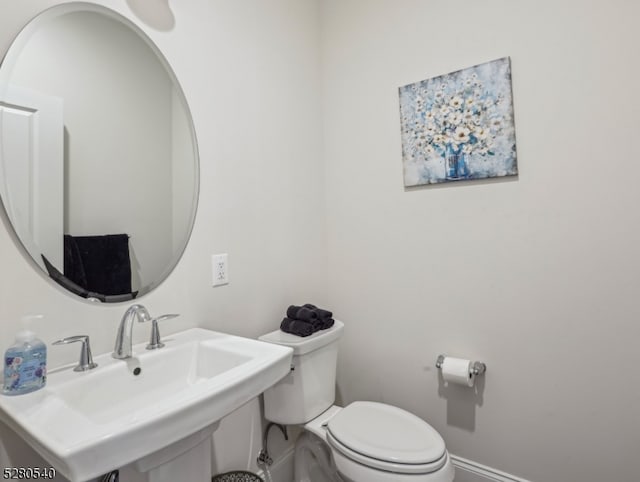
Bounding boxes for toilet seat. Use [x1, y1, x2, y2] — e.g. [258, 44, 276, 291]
[327, 431, 448, 474]
[326, 401, 447, 475]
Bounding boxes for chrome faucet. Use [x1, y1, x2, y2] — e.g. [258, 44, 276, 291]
[112, 304, 152, 359]
[113, 304, 179, 359]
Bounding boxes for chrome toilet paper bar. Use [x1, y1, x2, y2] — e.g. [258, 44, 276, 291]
[436, 354, 486, 376]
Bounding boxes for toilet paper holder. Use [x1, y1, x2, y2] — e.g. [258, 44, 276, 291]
[436, 354, 486, 376]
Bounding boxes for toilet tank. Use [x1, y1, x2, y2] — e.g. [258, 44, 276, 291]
[259, 320, 344, 425]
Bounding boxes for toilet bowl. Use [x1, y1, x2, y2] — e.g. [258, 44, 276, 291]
[259, 320, 454, 482]
[294, 432, 335, 482]
[295, 403, 454, 482]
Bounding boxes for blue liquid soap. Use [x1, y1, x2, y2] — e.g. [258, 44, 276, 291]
[3, 329, 47, 396]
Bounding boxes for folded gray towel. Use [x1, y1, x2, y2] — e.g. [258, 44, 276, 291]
[280, 317, 314, 337]
[287, 304, 333, 321]
[303, 303, 333, 319]
[286, 305, 317, 321]
[313, 317, 334, 331]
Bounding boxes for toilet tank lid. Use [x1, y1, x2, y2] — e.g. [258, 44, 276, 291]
[259, 319, 344, 355]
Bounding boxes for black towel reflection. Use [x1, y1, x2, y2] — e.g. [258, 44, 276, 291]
[64, 234, 132, 296]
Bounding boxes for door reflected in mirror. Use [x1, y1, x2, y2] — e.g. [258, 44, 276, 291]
[0, 4, 199, 302]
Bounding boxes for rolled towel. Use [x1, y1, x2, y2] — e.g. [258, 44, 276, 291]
[280, 317, 314, 337]
[286, 305, 321, 322]
[285, 305, 298, 319]
[286, 305, 310, 320]
[313, 317, 334, 331]
[295, 306, 319, 322]
[303, 303, 333, 319]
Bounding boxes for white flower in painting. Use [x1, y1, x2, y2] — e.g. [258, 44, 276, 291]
[425, 110, 435, 121]
[465, 97, 475, 108]
[474, 126, 489, 140]
[448, 112, 463, 125]
[449, 96, 464, 110]
[453, 126, 471, 144]
[439, 105, 450, 117]
[424, 144, 435, 156]
[462, 144, 473, 154]
[433, 134, 446, 145]
[424, 124, 436, 137]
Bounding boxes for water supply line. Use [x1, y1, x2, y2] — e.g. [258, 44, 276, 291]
[256, 422, 288, 467]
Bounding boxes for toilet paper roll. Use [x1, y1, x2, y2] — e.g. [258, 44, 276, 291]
[441, 357, 475, 387]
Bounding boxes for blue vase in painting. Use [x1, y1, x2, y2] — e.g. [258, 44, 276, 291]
[445, 144, 469, 180]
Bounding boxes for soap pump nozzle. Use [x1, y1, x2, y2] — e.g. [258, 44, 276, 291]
[15, 314, 43, 343]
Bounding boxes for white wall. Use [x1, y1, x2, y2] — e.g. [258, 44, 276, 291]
[0, 0, 324, 478]
[321, 1, 640, 481]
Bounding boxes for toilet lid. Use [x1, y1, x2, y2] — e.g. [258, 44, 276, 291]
[326, 401, 446, 466]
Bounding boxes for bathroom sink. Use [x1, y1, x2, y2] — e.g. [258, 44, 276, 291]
[0, 328, 293, 481]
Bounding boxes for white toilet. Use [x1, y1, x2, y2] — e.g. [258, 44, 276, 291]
[259, 320, 454, 482]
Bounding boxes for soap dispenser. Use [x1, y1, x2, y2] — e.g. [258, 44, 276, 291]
[2, 315, 47, 396]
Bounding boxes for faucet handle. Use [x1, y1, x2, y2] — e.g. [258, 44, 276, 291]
[142, 314, 179, 350]
[53, 335, 98, 372]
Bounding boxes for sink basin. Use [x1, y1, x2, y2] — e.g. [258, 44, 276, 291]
[0, 328, 293, 481]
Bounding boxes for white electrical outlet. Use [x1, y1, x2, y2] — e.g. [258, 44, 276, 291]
[211, 253, 229, 286]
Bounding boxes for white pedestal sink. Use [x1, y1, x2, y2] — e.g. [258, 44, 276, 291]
[0, 328, 293, 482]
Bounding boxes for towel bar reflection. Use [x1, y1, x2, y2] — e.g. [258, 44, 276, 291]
[435, 354, 486, 376]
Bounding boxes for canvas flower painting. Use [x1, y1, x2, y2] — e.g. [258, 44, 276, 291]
[399, 57, 517, 186]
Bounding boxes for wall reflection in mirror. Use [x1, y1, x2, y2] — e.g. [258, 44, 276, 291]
[0, 4, 199, 302]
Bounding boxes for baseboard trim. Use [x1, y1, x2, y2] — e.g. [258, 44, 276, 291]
[450, 454, 531, 482]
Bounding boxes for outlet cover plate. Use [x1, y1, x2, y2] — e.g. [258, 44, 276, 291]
[212, 253, 228, 286]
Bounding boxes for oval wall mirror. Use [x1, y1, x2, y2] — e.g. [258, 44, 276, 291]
[0, 3, 199, 302]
